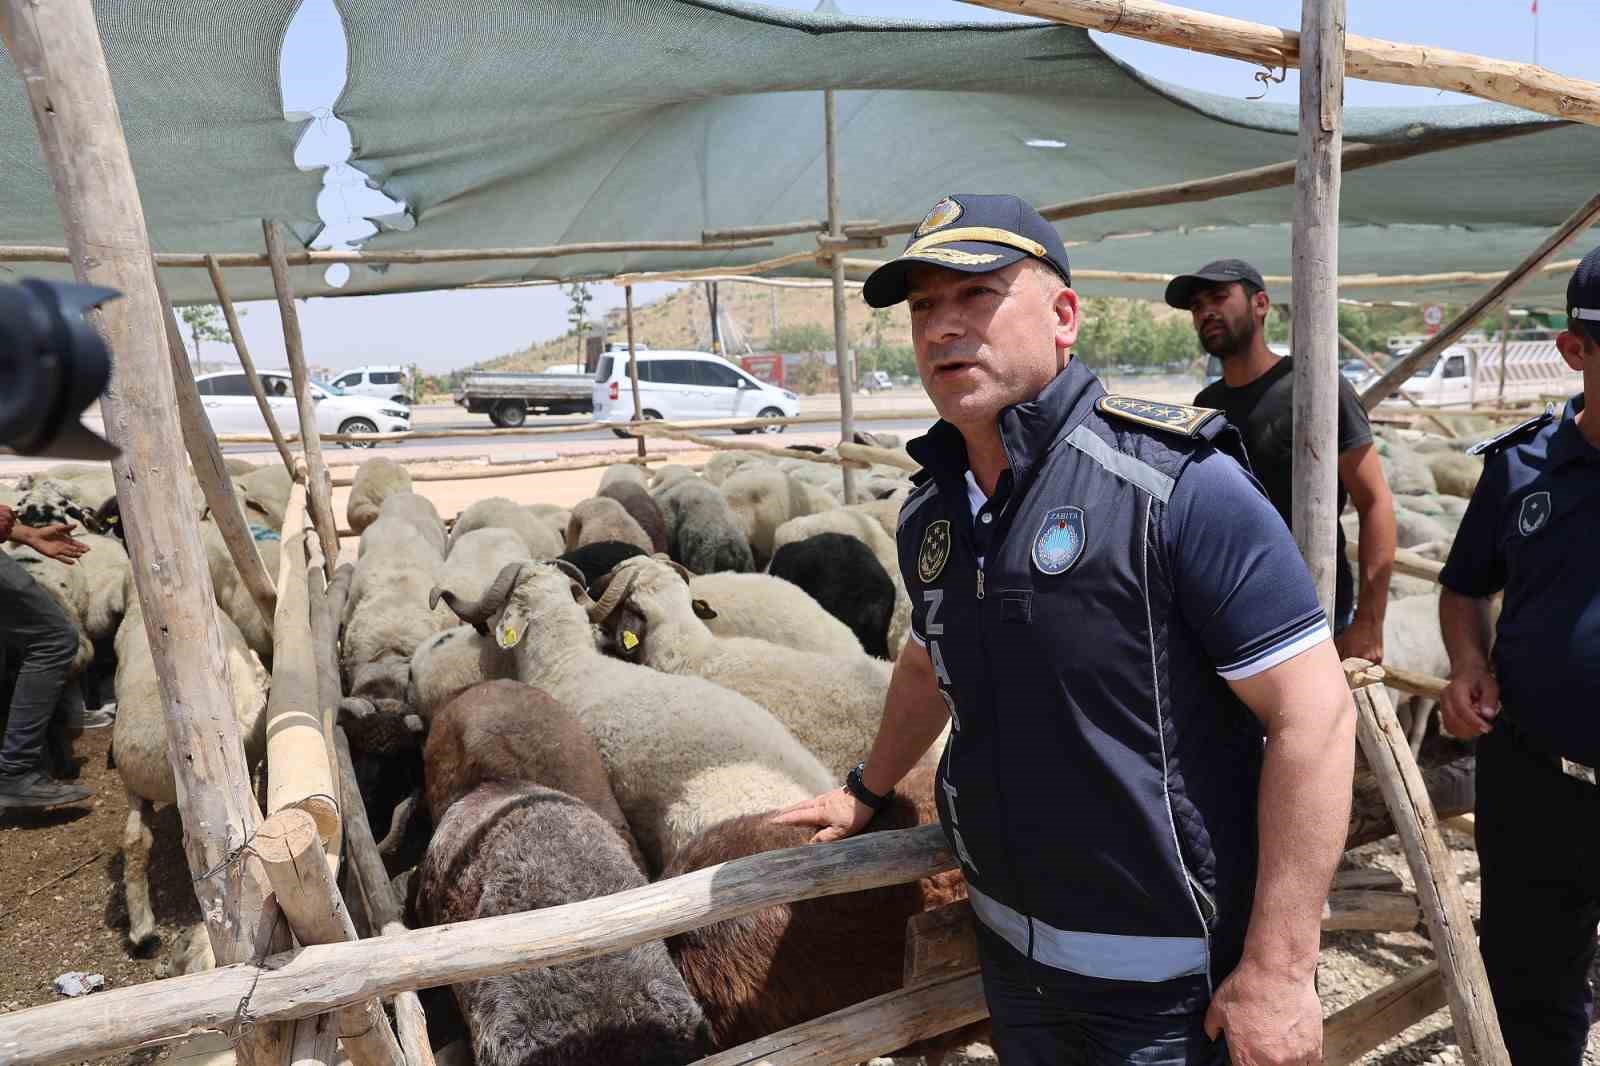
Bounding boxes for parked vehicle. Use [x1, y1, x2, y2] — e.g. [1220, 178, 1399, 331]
[592, 349, 800, 437]
[453, 370, 594, 426]
[329, 364, 413, 405]
[861, 369, 893, 391]
[196, 370, 410, 447]
[1399, 338, 1580, 407]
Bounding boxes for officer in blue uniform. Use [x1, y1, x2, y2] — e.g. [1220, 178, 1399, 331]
[1438, 247, 1600, 1065]
[778, 194, 1357, 1065]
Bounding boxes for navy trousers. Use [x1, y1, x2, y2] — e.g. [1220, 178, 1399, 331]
[1477, 725, 1600, 1065]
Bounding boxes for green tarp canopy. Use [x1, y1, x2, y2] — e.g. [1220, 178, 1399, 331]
[3, 1, 1594, 305]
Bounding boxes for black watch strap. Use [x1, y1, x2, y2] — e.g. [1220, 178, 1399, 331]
[844, 762, 893, 812]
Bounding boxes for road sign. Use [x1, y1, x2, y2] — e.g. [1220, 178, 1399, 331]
[1423, 305, 1443, 335]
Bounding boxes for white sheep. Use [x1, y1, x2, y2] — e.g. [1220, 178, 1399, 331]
[347, 457, 413, 535]
[449, 497, 563, 560]
[198, 520, 278, 662]
[406, 625, 516, 721]
[112, 588, 268, 955]
[344, 515, 453, 701]
[720, 467, 837, 566]
[433, 560, 833, 873]
[687, 571, 865, 658]
[598, 463, 649, 490]
[433, 528, 530, 606]
[701, 451, 762, 486]
[844, 498, 903, 542]
[565, 496, 652, 553]
[771, 508, 911, 658]
[231, 463, 293, 533]
[368, 491, 448, 558]
[591, 556, 892, 778]
[648, 464, 697, 492]
[523, 502, 572, 547]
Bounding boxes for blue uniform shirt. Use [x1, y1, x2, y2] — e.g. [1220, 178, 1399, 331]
[1440, 395, 1600, 765]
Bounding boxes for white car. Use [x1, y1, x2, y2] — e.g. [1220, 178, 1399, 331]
[592, 350, 800, 436]
[196, 370, 410, 447]
[328, 365, 413, 405]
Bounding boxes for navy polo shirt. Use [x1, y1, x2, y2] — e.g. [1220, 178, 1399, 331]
[1440, 395, 1600, 766]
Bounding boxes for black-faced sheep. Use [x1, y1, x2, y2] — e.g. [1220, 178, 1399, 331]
[769, 533, 896, 659]
[347, 457, 413, 535]
[406, 625, 516, 720]
[686, 571, 864, 657]
[416, 783, 712, 1066]
[433, 560, 832, 872]
[592, 556, 891, 777]
[719, 466, 837, 567]
[565, 497, 651, 554]
[449, 497, 563, 560]
[663, 767, 980, 1060]
[423, 680, 643, 870]
[557, 541, 648, 588]
[595, 480, 669, 554]
[772, 508, 910, 658]
[652, 477, 754, 576]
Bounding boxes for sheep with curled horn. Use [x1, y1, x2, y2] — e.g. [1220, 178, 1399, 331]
[431, 558, 831, 874]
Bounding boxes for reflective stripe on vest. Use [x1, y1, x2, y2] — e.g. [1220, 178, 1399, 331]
[968, 883, 1209, 983]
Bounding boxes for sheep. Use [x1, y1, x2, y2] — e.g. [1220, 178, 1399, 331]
[647, 464, 697, 491]
[347, 457, 413, 534]
[433, 528, 531, 606]
[652, 477, 754, 575]
[433, 560, 833, 872]
[423, 679, 644, 869]
[558, 540, 648, 587]
[845, 498, 902, 541]
[416, 782, 712, 1066]
[565, 496, 652, 554]
[112, 589, 268, 955]
[406, 625, 517, 720]
[598, 462, 648, 490]
[720, 466, 837, 566]
[449, 497, 563, 560]
[523, 503, 571, 546]
[369, 491, 448, 557]
[663, 767, 980, 1060]
[12, 476, 114, 533]
[769, 533, 896, 659]
[343, 514, 453, 702]
[772, 508, 911, 658]
[1380, 592, 1500, 752]
[591, 556, 891, 777]
[701, 451, 762, 486]
[231, 463, 293, 533]
[595, 480, 669, 554]
[687, 571, 865, 657]
[199, 521, 278, 662]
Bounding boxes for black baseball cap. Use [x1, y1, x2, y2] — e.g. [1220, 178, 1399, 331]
[1567, 245, 1600, 345]
[862, 194, 1072, 309]
[1163, 259, 1268, 310]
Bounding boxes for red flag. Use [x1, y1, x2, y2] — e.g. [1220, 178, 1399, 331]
[1531, 0, 1537, 11]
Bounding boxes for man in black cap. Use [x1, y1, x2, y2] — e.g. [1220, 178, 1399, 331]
[1437, 248, 1600, 1065]
[779, 195, 1355, 1065]
[1167, 260, 1396, 663]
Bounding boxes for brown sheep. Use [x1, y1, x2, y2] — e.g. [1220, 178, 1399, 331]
[661, 766, 984, 1060]
[423, 679, 645, 872]
[565, 496, 652, 554]
[597, 480, 670, 554]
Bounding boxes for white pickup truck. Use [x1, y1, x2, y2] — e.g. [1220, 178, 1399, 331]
[1398, 336, 1581, 407]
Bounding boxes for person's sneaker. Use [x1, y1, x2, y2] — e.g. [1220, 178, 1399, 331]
[0, 769, 92, 810]
[76, 706, 115, 730]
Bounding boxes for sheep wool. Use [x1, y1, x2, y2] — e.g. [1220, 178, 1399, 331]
[450, 497, 563, 560]
[565, 496, 652, 554]
[347, 457, 414, 534]
[687, 571, 864, 658]
[407, 625, 517, 720]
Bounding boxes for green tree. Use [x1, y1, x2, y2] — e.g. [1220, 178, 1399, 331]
[177, 303, 235, 363]
[563, 282, 594, 358]
[867, 306, 893, 349]
[767, 323, 832, 352]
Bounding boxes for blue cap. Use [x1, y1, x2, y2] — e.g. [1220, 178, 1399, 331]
[1567, 245, 1600, 345]
[862, 193, 1072, 308]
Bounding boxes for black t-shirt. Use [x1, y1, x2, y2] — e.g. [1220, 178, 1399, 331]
[1195, 356, 1374, 624]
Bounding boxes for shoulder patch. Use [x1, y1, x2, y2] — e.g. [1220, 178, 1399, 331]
[1467, 410, 1555, 457]
[1097, 395, 1223, 437]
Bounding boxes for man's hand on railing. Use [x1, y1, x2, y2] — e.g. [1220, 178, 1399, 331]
[773, 787, 875, 844]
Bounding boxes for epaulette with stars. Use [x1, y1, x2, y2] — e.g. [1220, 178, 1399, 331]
[1466, 408, 1556, 457]
[1096, 395, 1223, 438]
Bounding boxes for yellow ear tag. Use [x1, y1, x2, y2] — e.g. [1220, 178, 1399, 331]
[496, 624, 520, 649]
[621, 630, 639, 651]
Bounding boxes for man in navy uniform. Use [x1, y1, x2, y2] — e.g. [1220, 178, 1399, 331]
[1439, 247, 1600, 1065]
[779, 194, 1356, 1065]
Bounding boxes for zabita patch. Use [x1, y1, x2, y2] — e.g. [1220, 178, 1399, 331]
[1031, 506, 1085, 576]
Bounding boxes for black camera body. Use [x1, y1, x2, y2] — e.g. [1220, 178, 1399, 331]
[0, 279, 121, 460]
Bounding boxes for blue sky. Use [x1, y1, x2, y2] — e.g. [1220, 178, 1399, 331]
[221, 0, 1588, 374]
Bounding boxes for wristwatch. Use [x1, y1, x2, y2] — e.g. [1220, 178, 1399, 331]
[844, 762, 893, 812]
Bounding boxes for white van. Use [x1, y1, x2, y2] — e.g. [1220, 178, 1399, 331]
[592, 349, 800, 436]
[329, 365, 412, 405]
[1400, 339, 1581, 407]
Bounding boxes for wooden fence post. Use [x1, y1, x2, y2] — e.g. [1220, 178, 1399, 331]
[262, 219, 340, 577]
[625, 284, 646, 459]
[206, 254, 298, 474]
[0, 5, 291, 1063]
[1289, 0, 1345, 618]
[823, 89, 858, 504]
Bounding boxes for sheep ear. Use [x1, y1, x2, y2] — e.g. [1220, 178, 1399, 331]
[691, 598, 718, 621]
[495, 618, 525, 649]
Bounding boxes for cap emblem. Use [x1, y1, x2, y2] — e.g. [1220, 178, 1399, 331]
[915, 197, 964, 237]
[910, 247, 1004, 267]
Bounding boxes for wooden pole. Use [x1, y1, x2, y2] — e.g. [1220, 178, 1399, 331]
[156, 268, 279, 626]
[262, 219, 340, 577]
[256, 810, 408, 1066]
[306, 548, 343, 862]
[960, 0, 1600, 125]
[824, 90, 858, 504]
[0, 237, 775, 267]
[1361, 190, 1600, 410]
[1351, 680, 1509, 1065]
[1323, 962, 1446, 1066]
[624, 284, 646, 459]
[206, 254, 298, 474]
[1340, 334, 1457, 438]
[0, 8, 291, 1064]
[0, 824, 955, 1066]
[702, 219, 826, 242]
[1496, 311, 1510, 407]
[334, 729, 435, 1066]
[1290, 0, 1346, 618]
[330, 451, 665, 488]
